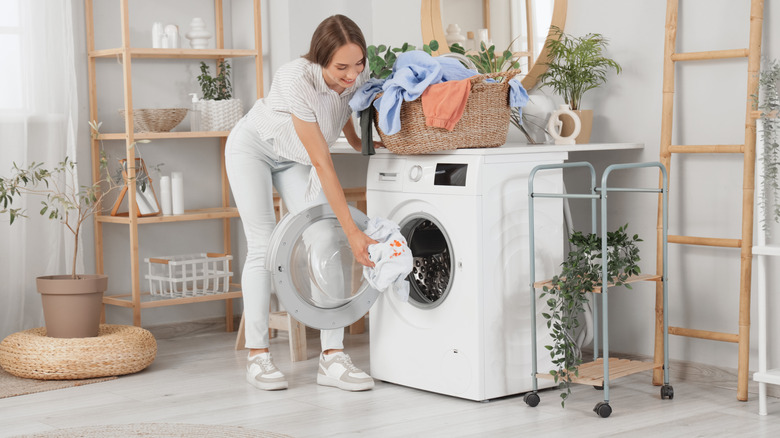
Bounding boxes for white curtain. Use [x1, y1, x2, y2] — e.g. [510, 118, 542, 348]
[0, 0, 80, 338]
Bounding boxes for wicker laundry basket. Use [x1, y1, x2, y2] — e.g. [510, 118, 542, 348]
[374, 70, 521, 155]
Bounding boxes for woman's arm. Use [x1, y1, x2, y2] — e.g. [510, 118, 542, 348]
[292, 114, 376, 267]
[342, 116, 362, 152]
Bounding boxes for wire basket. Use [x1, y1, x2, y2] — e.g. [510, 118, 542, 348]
[374, 70, 521, 155]
[119, 108, 188, 133]
[145, 253, 233, 298]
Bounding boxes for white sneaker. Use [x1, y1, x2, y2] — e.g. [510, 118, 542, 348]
[317, 352, 374, 391]
[246, 352, 288, 390]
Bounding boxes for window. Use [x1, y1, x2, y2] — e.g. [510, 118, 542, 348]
[0, 0, 22, 110]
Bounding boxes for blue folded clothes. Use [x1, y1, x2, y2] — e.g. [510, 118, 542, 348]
[508, 78, 530, 121]
[348, 51, 530, 135]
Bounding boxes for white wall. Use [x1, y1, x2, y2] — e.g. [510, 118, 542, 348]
[73, 0, 780, 375]
[561, 0, 780, 375]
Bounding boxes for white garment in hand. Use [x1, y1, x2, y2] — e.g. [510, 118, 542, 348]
[362, 217, 413, 302]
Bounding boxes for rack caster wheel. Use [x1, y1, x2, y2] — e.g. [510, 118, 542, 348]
[593, 401, 612, 418]
[523, 392, 540, 407]
[661, 385, 674, 400]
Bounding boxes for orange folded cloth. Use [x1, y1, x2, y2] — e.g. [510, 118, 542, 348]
[421, 78, 472, 131]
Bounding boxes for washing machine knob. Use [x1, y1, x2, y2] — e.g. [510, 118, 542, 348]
[409, 165, 423, 182]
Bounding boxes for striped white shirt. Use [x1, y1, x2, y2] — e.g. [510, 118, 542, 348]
[246, 57, 369, 200]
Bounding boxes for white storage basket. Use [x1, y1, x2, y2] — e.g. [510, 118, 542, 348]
[198, 98, 243, 132]
[145, 253, 233, 297]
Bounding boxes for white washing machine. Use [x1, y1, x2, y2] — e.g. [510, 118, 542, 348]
[367, 146, 566, 401]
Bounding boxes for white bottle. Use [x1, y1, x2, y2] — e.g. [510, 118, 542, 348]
[171, 171, 184, 215]
[152, 22, 164, 48]
[159, 175, 173, 215]
[165, 24, 180, 49]
[189, 93, 201, 132]
[476, 28, 489, 50]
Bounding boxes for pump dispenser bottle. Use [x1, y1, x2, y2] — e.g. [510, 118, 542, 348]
[189, 93, 201, 132]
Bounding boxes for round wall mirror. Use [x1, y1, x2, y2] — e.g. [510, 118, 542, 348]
[421, 0, 567, 90]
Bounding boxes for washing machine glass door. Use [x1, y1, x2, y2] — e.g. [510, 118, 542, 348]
[267, 204, 380, 330]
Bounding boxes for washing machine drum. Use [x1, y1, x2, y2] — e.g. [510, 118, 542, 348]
[266, 204, 380, 330]
[401, 215, 454, 308]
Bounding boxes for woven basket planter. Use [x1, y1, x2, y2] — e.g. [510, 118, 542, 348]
[120, 108, 187, 133]
[375, 71, 520, 155]
[0, 325, 157, 380]
[199, 98, 243, 132]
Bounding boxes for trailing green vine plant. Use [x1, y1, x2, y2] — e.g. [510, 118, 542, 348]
[540, 224, 642, 407]
[756, 58, 780, 235]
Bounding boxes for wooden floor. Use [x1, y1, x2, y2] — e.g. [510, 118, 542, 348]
[1, 324, 779, 437]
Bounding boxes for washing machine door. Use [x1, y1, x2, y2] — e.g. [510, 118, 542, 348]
[266, 204, 380, 330]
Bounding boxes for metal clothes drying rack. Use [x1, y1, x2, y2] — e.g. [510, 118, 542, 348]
[524, 161, 672, 418]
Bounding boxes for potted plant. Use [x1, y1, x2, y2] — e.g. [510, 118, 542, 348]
[0, 122, 145, 338]
[367, 40, 440, 79]
[540, 224, 641, 406]
[196, 60, 243, 132]
[538, 26, 622, 144]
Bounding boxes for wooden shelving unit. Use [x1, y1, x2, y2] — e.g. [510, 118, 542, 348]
[85, 0, 263, 328]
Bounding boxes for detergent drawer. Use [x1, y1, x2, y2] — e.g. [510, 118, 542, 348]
[366, 156, 405, 192]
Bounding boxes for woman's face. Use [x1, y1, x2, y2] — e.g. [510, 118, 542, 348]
[322, 43, 365, 93]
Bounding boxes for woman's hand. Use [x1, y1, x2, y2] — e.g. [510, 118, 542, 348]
[374, 140, 386, 149]
[346, 228, 377, 268]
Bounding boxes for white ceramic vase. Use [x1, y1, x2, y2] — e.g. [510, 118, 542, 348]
[547, 104, 581, 145]
[186, 18, 212, 49]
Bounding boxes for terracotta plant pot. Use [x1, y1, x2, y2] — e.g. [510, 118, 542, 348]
[36, 274, 108, 338]
[560, 109, 593, 144]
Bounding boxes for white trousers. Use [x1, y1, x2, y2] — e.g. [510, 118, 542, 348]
[225, 117, 344, 351]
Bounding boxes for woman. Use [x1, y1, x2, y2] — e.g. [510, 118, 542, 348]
[226, 14, 380, 392]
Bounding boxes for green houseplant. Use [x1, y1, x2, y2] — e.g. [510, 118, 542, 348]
[541, 224, 641, 406]
[367, 40, 439, 79]
[538, 27, 622, 143]
[196, 60, 242, 131]
[0, 121, 145, 338]
[757, 58, 780, 234]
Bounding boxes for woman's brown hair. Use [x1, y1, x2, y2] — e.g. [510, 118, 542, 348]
[303, 15, 367, 68]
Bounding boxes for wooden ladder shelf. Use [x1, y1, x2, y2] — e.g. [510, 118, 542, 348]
[655, 0, 765, 401]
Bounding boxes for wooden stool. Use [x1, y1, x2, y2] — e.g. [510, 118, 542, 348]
[234, 310, 307, 362]
[234, 187, 368, 360]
